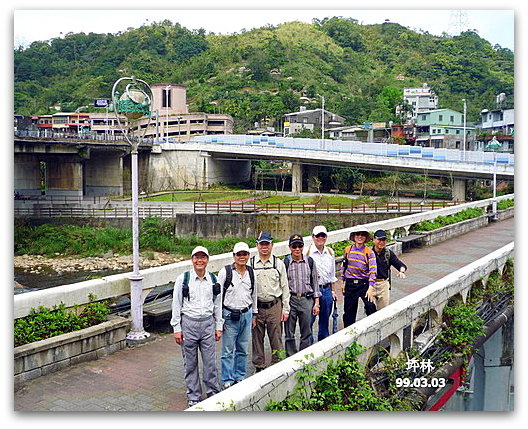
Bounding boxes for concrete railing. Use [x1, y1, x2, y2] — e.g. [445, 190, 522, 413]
[188, 242, 514, 411]
[13, 194, 513, 319]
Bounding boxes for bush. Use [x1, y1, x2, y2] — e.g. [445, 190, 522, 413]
[412, 208, 484, 232]
[14, 300, 110, 347]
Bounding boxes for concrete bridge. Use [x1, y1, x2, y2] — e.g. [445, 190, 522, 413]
[14, 133, 514, 202]
[14, 211, 514, 411]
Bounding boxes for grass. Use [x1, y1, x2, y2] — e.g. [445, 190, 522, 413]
[14, 219, 256, 259]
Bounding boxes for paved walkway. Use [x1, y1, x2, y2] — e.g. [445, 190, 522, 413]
[14, 217, 514, 411]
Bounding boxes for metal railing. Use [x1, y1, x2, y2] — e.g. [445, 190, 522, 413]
[193, 200, 460, 214]
[14, 205, 181, 218]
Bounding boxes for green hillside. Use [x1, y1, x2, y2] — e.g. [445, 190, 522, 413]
[14, 17, 514, 132]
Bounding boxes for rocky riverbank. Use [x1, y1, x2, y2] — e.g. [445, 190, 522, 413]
[14, 252, 184, 276]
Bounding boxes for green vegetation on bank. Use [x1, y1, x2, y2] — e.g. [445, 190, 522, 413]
[411, 207, 484, 232]
[14, 296, 111, 347]
[14, 218, 255, 258]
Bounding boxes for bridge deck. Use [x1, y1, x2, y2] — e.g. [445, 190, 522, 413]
[14, 217, 514, 411]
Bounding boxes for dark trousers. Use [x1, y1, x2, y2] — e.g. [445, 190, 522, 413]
[343, 279, 377, 328]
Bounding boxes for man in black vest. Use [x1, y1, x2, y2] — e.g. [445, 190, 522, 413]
[372, 229, 407, 310]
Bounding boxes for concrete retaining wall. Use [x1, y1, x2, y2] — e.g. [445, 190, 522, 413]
[14, 316, 129, 387]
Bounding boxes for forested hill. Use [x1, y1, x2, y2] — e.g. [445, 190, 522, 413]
[14, 17, 514, 132]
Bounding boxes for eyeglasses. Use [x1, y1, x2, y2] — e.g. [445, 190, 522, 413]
[290, 244, 304, 249]
[314, 233, 327, 238]
[235, 252, 249, 257]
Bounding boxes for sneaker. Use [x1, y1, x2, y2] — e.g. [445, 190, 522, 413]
[188, 400, 200, 408]
[222, 382, 234, 390]
[255, 367, 265, 373]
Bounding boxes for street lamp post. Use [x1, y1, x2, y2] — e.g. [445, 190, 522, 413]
[462, 98, 467, 160]
[486, 136, 501, 221]
[177, 116, 183, 142]
[111, 76, 153, 343]
[317, 94, 325, 150]
[165, 85, 171, 141]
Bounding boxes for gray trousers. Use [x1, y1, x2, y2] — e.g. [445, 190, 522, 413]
[284, 295, 314, 357]
[181, 314, 220, 402]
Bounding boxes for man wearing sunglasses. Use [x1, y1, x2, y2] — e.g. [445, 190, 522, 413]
[306, 225, 338, 341]
[372, 229, 407, 310]
[217, 242, 258, 389]
[283, 234, 320, 357]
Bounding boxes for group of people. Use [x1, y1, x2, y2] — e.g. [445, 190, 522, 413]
[170, 226, 407, 407]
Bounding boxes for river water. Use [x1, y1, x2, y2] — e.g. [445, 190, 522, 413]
[14, 267, 129, 294]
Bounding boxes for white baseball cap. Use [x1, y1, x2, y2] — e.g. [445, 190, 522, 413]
[191, 246, 209, 257]
[312, 225, 328, 236]
[233, 242, 250, 254]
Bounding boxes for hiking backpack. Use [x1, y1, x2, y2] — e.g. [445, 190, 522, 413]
[181, 271, 221, 300]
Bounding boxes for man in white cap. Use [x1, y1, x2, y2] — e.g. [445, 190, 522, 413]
[217, 242, 258, 389]
[170, 246, 223, 408]
[306, 225, 338, 341]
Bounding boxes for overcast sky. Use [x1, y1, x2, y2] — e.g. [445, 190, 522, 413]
[13, 3, 515, 51]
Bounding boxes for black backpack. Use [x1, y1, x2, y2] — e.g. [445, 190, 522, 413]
[181, 271, 221, 300]
[222, 263, 256, 304]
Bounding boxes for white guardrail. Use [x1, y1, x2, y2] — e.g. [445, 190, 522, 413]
[13, 194, 513, 319]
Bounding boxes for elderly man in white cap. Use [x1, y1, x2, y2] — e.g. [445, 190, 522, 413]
[217, 242, 258, 389]
[306, 225, 338, 341]
[170, 246, 223, 408]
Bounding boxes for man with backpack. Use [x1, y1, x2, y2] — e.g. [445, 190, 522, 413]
[372, 229, 407, 310]
[170, 246, 223, 408]
[306, 225, 338, 342]
[217, 242, 258, 389]
[250, 231, 290, 372]
[284, 233, 320, 357]
[341, 230, 377, 327]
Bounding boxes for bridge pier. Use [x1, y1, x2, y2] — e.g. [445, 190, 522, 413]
[14, 154, 41, 196]
[84, 151, 123, 197]
[291, 163, 302, 193]
[452, 178, 467, 202]
[44, 155, 83, 198]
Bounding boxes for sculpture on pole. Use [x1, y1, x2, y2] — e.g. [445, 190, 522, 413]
[111, 76, 153, 341]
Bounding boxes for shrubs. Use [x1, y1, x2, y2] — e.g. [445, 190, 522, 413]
[14, 298, 110, 347]
[412, 207, 484, 232]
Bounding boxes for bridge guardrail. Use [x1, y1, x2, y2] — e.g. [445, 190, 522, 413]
[192, 134, 515, 166]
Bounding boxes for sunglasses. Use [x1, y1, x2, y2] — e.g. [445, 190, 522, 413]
[235, 251, 249, 257]
[314, 233, 327, 238]
[290, 244, 304, 249]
